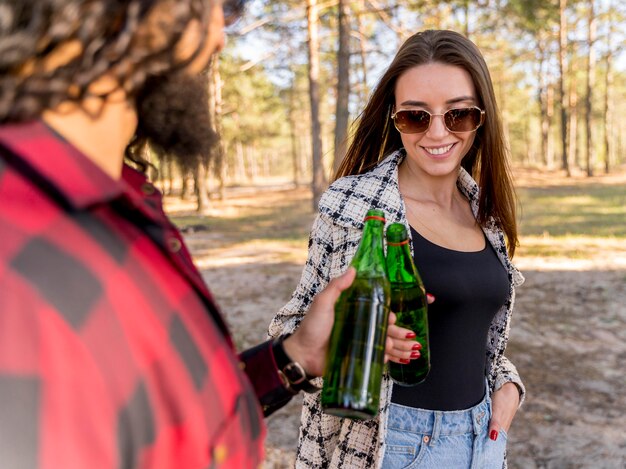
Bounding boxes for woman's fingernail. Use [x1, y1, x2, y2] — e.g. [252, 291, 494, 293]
[399, 358, 410, 364]
[405, 332, 416, 339]
[490, 430, 498, 441]
[411, 343, 421, 351]
[427, 293, 435, 302]
[410, 351, 420, 359]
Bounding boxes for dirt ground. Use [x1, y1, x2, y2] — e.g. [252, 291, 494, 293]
[169, 170, 626, 469]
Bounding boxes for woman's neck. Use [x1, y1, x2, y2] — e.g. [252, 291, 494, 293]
[397, 159, 461, 209]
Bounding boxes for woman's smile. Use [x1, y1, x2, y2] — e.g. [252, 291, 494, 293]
[422, 142, 456, 157]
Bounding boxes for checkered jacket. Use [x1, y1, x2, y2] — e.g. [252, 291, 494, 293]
[269, 150, 525, 468]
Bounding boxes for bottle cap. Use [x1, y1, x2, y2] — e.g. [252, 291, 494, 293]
[386, 222, 408, 244]
[363, 209, 385, 223]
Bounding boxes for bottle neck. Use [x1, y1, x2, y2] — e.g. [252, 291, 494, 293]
[351, 220, 387, 278]
[386, 239, 419, 284]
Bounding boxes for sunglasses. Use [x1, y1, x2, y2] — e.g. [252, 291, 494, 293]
[222, 0, 247, 26]
[391, 106, 485, 134]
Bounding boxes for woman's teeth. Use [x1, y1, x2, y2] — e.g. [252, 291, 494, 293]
[425, 143, 454, 155]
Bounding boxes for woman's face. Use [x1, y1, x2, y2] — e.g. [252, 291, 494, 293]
[394, 62, 479, 180]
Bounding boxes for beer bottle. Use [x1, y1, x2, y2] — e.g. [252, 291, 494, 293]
[385, 223, 430, 385]
[321, 209, 391, 420]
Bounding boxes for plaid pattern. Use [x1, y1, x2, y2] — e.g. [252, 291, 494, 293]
[269, 150, 525, 469]
[0, 121, 289, 469]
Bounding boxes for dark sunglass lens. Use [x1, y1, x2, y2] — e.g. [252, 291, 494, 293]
[445, 108, 481, 132]
[396, 110, 430, 133]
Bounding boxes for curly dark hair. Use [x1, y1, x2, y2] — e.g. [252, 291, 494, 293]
[0, 0, 210, 123]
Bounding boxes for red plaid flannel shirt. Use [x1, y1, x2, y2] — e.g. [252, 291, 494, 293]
[0, 121, 292, 469]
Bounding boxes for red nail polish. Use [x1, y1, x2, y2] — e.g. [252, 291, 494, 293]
[405, 332, 416, 339]
[399, 358, 410, 364]
[411, 343, 421, 351]
[427, 293, 435, 302]
[490, 430, 498, 441]
[410, 351, 420, 359]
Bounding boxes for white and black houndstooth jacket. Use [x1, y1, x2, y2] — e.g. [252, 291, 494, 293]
[268, 150, 525, 469]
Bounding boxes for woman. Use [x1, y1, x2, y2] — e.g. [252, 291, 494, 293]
[269, 30, 525, 469]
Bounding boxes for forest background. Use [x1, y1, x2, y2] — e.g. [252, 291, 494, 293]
[156, 0, 626, 467]
[150, 0, 626, 210]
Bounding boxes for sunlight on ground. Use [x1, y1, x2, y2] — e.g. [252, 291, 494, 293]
[193, 241, 307, 268]
[166, 167, 626, 274]
[512, 165, 626, 187]
[516, 235, 626, 271]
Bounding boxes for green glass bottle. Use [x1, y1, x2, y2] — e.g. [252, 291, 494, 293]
[321, 209, 391, 420]
[385, 223, 430, 386]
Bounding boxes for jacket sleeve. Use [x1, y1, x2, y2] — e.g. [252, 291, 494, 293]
[268, 212, 336, 338]
[239, 340, 296, 417]
[494, 354, 526, 407]
[492, 272, 526, 407]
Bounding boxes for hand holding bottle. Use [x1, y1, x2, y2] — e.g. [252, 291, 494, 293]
[283, 267, 424, 378]
[384, 310, 427, 364]
[282, 267, 356, 378]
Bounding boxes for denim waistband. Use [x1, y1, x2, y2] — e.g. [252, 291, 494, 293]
[387, 391, 490, 440]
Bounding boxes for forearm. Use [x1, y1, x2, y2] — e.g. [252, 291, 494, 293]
[494, 355, 525, 407]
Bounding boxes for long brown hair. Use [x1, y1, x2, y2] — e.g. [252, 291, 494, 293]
[335, 30, 518, 257]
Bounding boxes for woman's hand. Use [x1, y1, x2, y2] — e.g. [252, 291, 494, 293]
[384, 293, 434, 364]
[488, 382, 520, 440]
[384, 315, 422, 364]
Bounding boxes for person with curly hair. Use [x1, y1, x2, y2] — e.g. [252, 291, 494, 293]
[0, 1, 419, 467]
[270, 30, 525, 469]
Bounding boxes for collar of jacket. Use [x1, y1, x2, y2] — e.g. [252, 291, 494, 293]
[317, 149, 523, 287]
[319, 149, 481, 228]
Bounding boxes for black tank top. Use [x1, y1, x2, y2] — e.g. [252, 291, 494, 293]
[390, 226, 510, 410]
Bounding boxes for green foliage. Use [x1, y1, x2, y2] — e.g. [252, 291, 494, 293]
[214, 0, 626, 183]
[220, 52, 289, 146]
[505, 0, 559, 31]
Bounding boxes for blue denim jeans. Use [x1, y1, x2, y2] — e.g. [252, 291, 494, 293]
[382, 391, 507, 469]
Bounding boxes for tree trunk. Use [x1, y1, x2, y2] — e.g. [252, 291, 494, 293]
[546, 83, 555, 168]
[194, 68, 213, 213]
[165, 156, 174, 195]
[537, 44, 549, 167]
[333, 0, 351, 177]
[195, 161, 210, 214]
[288, 80, 300, 187]
[558, 0, 570, 176]
[602, 1, 614, 174]
[181, 168, 192, 200]
[207, 56, 226, 200]
[584, 0, 596, 177]
[568, 59, 578, 170]
[463, 0, 470, 38]
[307, 0, 327, 210]
[245, 145, 257, 182]
[356, 0, 369, 103]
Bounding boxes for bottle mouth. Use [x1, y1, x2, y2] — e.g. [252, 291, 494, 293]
[387, 239, 409, 246]
[386, 222, 408, 243]
[363, 216, 386, 222]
